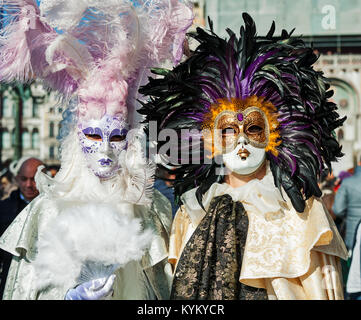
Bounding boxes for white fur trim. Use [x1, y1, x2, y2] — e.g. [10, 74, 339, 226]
[33, 202, 153, 291]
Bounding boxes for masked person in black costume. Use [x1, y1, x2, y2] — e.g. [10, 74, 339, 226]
[139, 13, 348, 300]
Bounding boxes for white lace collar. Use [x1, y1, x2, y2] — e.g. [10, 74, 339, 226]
[181, 163, 289, 227]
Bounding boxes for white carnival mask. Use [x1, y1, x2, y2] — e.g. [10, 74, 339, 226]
[211, 105, 268, 176]
[202, 97, 280, 176]
[77, 114, 129, 179]
[222, 133, 266, 176]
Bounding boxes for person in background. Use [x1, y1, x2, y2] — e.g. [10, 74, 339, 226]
[346, 220, 361, 300]
[0, 170, 17, 201]
[14, 158, 45, 204]
[0, 159, 17, 200]
[332, 158, 361, 297]
[333, 170, 352, 193]
[319, 170, 348, 239]
[333, 159, 361, 252]
[0, 157, 44, 299]
[154, 167, 179, 218]
[320, 171, 337, 219]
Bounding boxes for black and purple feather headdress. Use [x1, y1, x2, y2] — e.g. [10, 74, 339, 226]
[139, 13, 345, 213]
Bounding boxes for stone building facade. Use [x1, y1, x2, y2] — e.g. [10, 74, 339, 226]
[314, 54, 361, 174]
[0, 81, 62, 166]
[2, 0, 361, 175]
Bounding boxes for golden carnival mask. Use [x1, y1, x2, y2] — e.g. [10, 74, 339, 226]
[202, 96, 281, 158]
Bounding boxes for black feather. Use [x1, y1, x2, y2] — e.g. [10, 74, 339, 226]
[139, 13, 345, 214]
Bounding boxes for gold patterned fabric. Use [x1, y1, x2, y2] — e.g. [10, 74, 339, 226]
[171, 195, 268, 300]
[168, 174, 349, 300]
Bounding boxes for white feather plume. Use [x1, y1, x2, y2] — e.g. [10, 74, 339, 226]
[39, 0, 89, 31]
[44, 33, 93, 80]
[119, 127, 156, 205]
[33, 202, 154, 291]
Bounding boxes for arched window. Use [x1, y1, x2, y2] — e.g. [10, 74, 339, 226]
[2, 96, 12, 118]
[32, 128, 40, 149]
[49, 122, 54, 138]
[330, 78, 358, 142]
[23, 98, 33, 118]
[330, 78, 358, 113]
[32, 102, 39, 118]
[11, 128, 16, 147]
[22, 130, 31, 149]
[2, 130, 11, 149]
[58, 123, 62, 138]
[49, 145, 55, 159]
[12, 101, 17, 118]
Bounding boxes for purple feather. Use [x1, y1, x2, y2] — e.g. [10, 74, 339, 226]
[281, 147, 298, 176]
[241, 50, 278, 98]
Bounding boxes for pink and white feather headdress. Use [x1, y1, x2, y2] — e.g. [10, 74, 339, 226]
[0, 0, 194, 126]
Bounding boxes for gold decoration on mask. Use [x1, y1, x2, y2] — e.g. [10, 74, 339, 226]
[243, 111, 267, 143]
[201, 96, 281, 158]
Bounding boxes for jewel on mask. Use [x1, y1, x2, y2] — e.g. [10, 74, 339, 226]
[237, 113, 244, 122]
[202, 96, 282, 158]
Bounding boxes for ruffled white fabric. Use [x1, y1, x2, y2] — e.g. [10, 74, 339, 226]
[181, 164, 285, 227]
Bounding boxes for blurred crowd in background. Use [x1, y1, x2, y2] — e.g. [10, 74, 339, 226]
[320, 157, 361, 300]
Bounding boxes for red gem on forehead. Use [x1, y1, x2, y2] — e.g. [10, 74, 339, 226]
[237, 113, 244, 121]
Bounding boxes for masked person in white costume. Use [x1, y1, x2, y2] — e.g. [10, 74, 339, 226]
[0, 0, 193, 300]
[139, 14, 349, 300]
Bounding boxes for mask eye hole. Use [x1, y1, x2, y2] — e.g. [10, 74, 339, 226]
[85, 134, 102, 141]
[221, 127, 238, 136]
[246, 125, 263, 134]
[110, 135, 126, 142]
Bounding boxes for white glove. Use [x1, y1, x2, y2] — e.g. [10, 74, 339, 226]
[65, 274, 116, 300]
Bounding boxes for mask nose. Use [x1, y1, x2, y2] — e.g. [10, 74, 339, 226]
[99, 140, 111, 154]
[237, 134, 249, 147]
